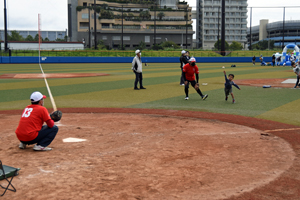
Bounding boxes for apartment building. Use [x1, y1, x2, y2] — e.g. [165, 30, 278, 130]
[196, 0, 248, 50]
[68, 0, 194, 49]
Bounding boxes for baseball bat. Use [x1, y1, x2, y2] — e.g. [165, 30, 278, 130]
[39, 63, 57, 111]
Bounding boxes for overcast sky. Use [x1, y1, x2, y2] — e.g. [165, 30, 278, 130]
[0, 0, 299, 32]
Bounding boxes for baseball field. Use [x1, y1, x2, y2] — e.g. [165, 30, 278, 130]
[1, 62, 300, 199]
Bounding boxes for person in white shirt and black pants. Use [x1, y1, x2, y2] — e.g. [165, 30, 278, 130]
[132, 49, 146, 90]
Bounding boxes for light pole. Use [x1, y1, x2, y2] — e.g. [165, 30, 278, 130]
[122, 5, 124, 50]
[221, 0, 225, 56]
[4, 0, 8, 52]
[94, 0, 97, 49]
[186, 6, 188, 49]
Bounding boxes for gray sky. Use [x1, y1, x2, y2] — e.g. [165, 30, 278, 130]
[0, 0, 299, 32]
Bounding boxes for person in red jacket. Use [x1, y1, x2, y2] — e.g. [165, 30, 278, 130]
[15, 91, 59, 151]
[182, 57, 208, 100]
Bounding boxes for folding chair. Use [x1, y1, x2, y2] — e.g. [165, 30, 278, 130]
[0, 160, 20, 196]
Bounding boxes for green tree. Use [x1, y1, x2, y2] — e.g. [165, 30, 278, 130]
[139, 10, 151, 20]
[100, 10, 114, 19]
[161, 41, 179, 49]
[152, 43, 163, 50]
[8, 30, 24, 41]
[157, 12, 165, 20]
[25, 35, 34, 41]
[34, 34, 43, 42]
[214, 39, 229, 50]
[252, 40, 275, 50]
[229, 41, 243, 50]
[138, 41, 146, 50]
[127, 13, 135, 20]
[44, 37, 50, 41]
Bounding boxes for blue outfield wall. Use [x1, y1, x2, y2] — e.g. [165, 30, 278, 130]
[0, 56, 272, 64]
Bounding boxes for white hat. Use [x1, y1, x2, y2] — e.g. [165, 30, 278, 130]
[181, 50, 186, 54]
[135, 49, 141, 54]
[30, 91, 46, 102]
[190, 57, 196, 62]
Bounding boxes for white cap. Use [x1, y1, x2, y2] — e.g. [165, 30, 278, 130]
[190, 57, 196, 62]
[30, 91, 46, 102]
[181, 50, 186, 54]
[135, 49, 141, 54]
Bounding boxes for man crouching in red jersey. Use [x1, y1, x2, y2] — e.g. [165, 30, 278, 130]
[182, 57, 208, 100]
[15, 91, 59, 151]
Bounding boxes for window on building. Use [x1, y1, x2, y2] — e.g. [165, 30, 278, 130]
[79, 22, 89, 29]
[123, 36, 130, 41]
[102, 36, 107, 40]
[83, 2, 87, 6]
[82, 13, 89, 19]
[112, 36, 121, 40]
[145, 36, 150, 43]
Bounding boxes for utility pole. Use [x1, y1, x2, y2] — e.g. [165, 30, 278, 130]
[221, 0, 225, 56]
[249, 7, 252, 50]
[94, 0, 97, 49]
[122, 5, 123, 50]
[217, 6, 220, 51]
[88, 7, 91, 48]
[282, 7, 285, 49]
[154, 4, 156, 46]
[186, 6, 188, 49]
[4, 0, 8, 52]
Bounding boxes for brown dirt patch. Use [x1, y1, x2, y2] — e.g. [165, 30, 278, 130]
[1, 108, 300, 200]
[0, 73, 109, 79]
[234, 78, 295, 88]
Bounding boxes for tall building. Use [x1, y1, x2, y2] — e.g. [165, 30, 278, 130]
[196, 0, 248, 50]
[68, 0, 194, 49]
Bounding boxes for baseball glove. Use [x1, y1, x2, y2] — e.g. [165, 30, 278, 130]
[50, 110, 62, 122]
[194, 83, 199, 90]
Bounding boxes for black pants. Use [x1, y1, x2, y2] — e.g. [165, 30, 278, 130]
[180, 68, 185, 85]
[185, 80, 204, 97]
[21, 125, 58, 147]
[295, 75, 300, 88]
[134, 71, 143, 88]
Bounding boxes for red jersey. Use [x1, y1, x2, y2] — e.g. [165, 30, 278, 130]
[15, 104, 51, 141]
[182, 63, 199, 81]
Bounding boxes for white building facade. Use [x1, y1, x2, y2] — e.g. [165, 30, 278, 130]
[196, 0, 248, 50]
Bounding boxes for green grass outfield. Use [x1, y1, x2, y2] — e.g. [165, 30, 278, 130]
[0, 62, 299, 126]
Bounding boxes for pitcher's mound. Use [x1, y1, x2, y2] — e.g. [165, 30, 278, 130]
[0, 73, 109, 79]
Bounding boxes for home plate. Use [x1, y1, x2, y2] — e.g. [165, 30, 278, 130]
[63, 137, 87, 143]
[282, 79, 297, 84]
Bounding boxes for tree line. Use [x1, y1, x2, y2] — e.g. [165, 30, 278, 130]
[6, 30, 66, 42]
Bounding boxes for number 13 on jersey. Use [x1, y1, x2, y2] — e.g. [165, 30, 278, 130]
[22, 108, 33, 118]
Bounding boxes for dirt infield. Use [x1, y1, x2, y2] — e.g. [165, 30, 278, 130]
[234, 78, 294, 88]
[1, 108, 300, 200]
[0, 73, 109, 79]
